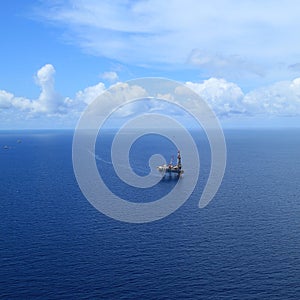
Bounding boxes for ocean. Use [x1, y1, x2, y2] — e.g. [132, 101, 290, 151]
[0, 129, 299, 299]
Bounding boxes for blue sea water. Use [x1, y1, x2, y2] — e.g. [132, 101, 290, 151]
[0, 129, 299, 299]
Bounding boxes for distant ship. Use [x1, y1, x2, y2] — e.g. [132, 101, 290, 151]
[157, 150, 184, 177]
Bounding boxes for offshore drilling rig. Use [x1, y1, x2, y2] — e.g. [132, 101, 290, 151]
[157, 150, 184, 177]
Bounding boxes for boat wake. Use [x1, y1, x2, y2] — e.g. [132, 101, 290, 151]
[89, 150, 161, 178]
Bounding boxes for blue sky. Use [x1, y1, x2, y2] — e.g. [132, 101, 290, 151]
[1, 0, 300, 129]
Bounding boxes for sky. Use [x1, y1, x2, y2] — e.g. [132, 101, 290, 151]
[1, 0, 300, 129]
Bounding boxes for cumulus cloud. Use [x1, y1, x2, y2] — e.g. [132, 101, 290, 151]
[186, 77, 300, 117]
[0, 65, 147, 127]
[3, 64, 65, 114]
[1, 64, 300, 128]
[0, 90, 13, 109]
[186, 78, 245, 116]
[75, 82, 106, 105]
[34, 64, 61, 112]
[0, 64, 107, 117]
[101, 71, 119, 82]
[244, 78, 300, 116]
[94, 82, 148, 117]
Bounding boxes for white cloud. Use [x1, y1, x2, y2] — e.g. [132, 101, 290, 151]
[187, 49, 264, 78]
[0, 64, 107, 118]
[0, 65, 148, 127]
[101, 71, 119, 82]
[244, 78, 300, 116]
[4, 64, 65, 114]
[1, 64, 300, 128]
[186, 77, 300, 117]
[75, 82, 106, 105]
[34, 64, 64, 113]
[0, 90, 13, 109]
[37, 0, 300, 79]
[96, 82, 148, 117]
[186, 78, 245, 116]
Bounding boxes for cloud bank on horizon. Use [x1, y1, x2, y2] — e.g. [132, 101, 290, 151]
[1, 0, 300, 128]
[1, 63, 300, 128]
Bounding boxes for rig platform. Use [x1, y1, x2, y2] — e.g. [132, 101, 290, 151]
[157, 150, 184, 177]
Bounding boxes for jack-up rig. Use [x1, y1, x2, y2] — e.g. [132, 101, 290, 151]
[157, 150, 184, 177]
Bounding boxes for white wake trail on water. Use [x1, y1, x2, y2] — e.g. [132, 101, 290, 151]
[88, 150, 161, 178]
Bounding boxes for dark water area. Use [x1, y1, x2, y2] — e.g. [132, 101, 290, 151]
[0, 129, 299, 299]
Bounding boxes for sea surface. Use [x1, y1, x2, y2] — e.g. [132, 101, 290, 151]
[0, 129, 299, 299]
